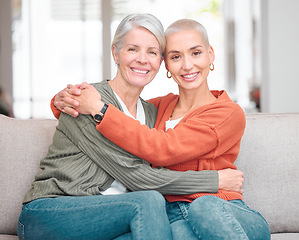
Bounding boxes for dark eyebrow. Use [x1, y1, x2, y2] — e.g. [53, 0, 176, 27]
[167, 50, 180, 55]
[190, 45, 203, 50]
[167, 45, 204, 55]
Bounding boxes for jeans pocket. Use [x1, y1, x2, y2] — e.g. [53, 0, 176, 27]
[17, 220, 25, 240]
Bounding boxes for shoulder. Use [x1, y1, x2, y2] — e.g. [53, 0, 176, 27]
[147, 93, 178, 107]
[212, 90, 244, 112]
[91, 80, 109, 92]
[213, 91, 246, 129]
[91, 80, 121, 106]
[219, 91, 245, 119]
[140, 97, 157, 111]
[187, 90, 245, 127]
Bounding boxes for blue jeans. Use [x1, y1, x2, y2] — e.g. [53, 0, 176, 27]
[18, 191, 172, 240]
[166, 196, 270, 240]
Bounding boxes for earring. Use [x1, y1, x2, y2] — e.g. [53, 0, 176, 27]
[166, 71, 172, 79]
[209, 63, 214, 71]
[115, 61, 119, 66]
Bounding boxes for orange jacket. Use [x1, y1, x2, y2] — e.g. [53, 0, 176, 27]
[97, 91, 246, 202]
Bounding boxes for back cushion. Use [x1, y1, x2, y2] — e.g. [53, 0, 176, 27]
[0, 115, 57, 235]
[235, 113, 299, 233]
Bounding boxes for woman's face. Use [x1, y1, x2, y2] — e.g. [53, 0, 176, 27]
[113, 27, 162, 89]
[165, 30, 214, 91]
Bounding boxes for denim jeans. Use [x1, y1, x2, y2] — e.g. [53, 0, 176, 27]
[166, 196, 270, 240]
[18, 191, 172, 240]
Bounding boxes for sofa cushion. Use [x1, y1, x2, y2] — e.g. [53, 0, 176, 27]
[271, 233, 299, 240]
[0, 234, 18, 240]
[0, 115, 57, 235]
[235, 113, 299, 234]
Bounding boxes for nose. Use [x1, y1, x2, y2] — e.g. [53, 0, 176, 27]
[136, 51, 148, 64]
[182, 56, 193, 71]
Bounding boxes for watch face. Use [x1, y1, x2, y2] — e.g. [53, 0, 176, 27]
[94, 114, 103, 122]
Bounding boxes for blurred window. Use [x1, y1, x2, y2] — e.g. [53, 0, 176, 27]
[12, 0, 225, 118]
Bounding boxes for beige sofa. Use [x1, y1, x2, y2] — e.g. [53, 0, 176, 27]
[0, 113, 299, 239]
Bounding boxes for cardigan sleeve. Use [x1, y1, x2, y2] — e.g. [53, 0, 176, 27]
[97, 103, 246, 167]
[59, 114, 219, 195]
[50, 95, 62, 119]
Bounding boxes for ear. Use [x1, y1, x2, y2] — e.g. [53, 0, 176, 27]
[209, 45, 215, 64]
[112, 45, 119, 63]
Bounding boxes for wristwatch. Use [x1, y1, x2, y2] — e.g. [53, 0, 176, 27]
[93, 103, 108, 123]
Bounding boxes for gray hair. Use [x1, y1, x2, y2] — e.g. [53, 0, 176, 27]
[165, 19, 210, 47]
[112, 13, 165, 57]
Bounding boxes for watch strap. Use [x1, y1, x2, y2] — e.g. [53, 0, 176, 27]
[93, 103, 108, 122]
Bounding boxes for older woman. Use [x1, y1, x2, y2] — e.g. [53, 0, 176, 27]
[19, 14, 173, 240]
[56, 19, 270, 239]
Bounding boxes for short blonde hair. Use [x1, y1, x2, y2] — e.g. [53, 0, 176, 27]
[165, 19, 210, 47]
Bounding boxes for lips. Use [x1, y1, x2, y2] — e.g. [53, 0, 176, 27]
[181, 72, 199, 81]
[131, 68, 149, 74]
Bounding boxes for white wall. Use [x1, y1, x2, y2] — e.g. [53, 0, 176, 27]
[261, 0, 299, 113]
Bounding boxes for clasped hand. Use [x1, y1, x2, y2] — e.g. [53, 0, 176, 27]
[54, 82, 104, 117]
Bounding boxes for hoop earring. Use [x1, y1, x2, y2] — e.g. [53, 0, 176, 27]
[166, 71, 172, 79]
[209, 63, 214, 71]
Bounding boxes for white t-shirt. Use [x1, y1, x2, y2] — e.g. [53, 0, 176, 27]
[165, 117, 183, 131]
[100, 92, 145, 195]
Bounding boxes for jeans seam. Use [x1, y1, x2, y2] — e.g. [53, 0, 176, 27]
[25, 199, 140, 211]
[134, 201, 144, 240]
[18, 220, 25, 240]
[221, 202, 249, 240]
[177, 202, 190, 221]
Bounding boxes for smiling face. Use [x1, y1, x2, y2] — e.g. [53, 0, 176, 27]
[165, 30, 214, 91]
[112, 27, 162, 89]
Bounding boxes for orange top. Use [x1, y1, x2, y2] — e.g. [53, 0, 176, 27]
[51, 97, 62, 119]
[97, 91, 246, 202]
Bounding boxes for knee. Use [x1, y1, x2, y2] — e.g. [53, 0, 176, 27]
[136, 190, 165, 208]
[189, 196, 224, 220]
[146, 190, 165, 205]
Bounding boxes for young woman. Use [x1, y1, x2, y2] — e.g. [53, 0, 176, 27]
[57, 19, 270, 239]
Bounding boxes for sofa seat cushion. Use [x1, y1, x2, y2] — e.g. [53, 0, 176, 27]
[0, 234, 18, 240]
[271, 233, 299, 240]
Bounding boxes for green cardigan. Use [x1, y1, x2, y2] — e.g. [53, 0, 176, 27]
[23, 80, 218, 204]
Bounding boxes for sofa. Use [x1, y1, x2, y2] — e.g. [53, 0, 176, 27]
[0, 113, 298, 240]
